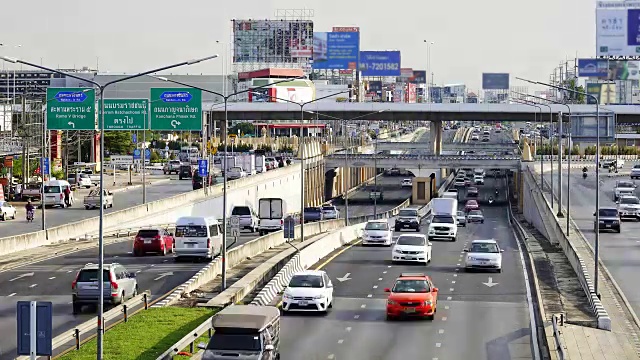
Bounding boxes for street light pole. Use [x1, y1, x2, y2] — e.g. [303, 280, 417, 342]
[423, 40, 434, 103]
[517, 77, 602, 296]
[153, 76, 303, 291]
[1, 54, 219, 360]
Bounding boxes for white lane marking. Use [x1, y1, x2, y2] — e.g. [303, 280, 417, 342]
[163, 259, 168, 262]
[367, 294, 372, 298]
[387, 265, 392, 268]
[460, 251, 465, 254]
[113, 256, 118, 258]
[354, 315, 360, 319]
[442, 317, 447, 321]
[328, 355, 335, 359]
[29, 284, 37, 288]
[378, 278, 383, 281]
[433, 358, 439, 360]
[453, 274, 457, 277]
[361, 304, 366, 308]
[48, 277, 56, 280]
[8, 293, 16, 297]
[338, 339, 344, 344]
[449, 288, 454, 292]
[382, 271, 387, 274]
[373, 285, 378, 289]
[447, 296, 452, 300]
[439, 329, 444, 334]
[150, 264, 155, 267]
[445, 305, 450, 310]
[456, 263, 460, 266]
[67, 270, 73, 273]
[136, 270, 142, 273]
[436, 343, 442, 348]
[455, 268, 459, 272]
[451, 281, 456, 284]
[345, 327, 352, 332]
[127, 251, 132, 254]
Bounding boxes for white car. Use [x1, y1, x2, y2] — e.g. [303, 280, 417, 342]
[464, 239, 504, 272]
[631, 164, 640, 180]
[401, 179, 412, 188]
[362, 219, 393, 246]
[281, 270, 333, 313]
[391, 234, 432, 265]
[456, 211, 467, 227]
[470, 134, 479, 141]
[474, 175, 484, 185]
[616, 195, 640, 220]
[454, 176, 466, 187]
[227, 166, 247, 180]
[77, 174, 92, 188]
[0, 201, 17, 220]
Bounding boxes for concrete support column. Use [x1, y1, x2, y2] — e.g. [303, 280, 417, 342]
[431, 120, 443, 155]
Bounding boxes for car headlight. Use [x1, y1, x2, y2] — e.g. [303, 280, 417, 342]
[313, 294, 325, 299]
[599, 220, 605, 224]
[424, 300, 432, 306]
[612, 221, 619, 224]
[415, 251, 424, 254]
[467, 256, 476, 261]
[283, 293, 293, 299]
[387, 299, 398, 306]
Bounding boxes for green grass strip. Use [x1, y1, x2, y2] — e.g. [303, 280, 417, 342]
[59, 307, 217, 360]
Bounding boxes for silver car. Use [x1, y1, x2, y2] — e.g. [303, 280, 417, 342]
[322, 205, 340, 219]
[457, 211, 467, 227]
[467, 210, 485, 223]
[230, 205, 259, 232]
[72, 263, 138, 314]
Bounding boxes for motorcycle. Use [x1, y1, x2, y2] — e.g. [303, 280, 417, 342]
[583, 172, 588, 179]
[488, 196, 494, 204]
[26, 209, 35, 222]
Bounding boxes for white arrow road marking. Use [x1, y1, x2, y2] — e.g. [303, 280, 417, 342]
[483, 277, 499, 287]
[154, 272, 174, 281]
[336, 273, 351, 282]
[9, 273, 34, 282]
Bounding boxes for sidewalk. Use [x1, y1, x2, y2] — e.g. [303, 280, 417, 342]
[531, 167, 640, 359]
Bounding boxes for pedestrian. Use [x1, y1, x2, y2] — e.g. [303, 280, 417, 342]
[63, 186, 71, 207]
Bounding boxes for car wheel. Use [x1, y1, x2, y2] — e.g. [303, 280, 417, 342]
[386, 315, 396, 321]
[11, 212, 15, 220]
[481, 220, 484, 224]
[616, 227, 621, 233]
[72, 302, 81, 315]
[496, 268, 502, 273]
[426, 314, 435, 320]
[0, 213, 5, 221]
[415, 228, 420, 232]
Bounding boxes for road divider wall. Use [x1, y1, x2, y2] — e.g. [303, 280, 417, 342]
[0, 164, 304, 258]
[522, 166, 611, 330]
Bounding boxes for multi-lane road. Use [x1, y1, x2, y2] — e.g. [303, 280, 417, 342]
[542, 169, 640, 317]
[281, 178, 535, 360]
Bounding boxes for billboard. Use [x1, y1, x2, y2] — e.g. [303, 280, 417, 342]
[596, 2, 640, 56]
[232, 19, 314, 63]
[393, 83, 403, 102]
[359, 51, 401, 76]
[569, 113, 616, 142]
[368, 80, 383, 93]
[482, 73, 510, 89]
[577, 58, 640, 79]
[400, 68, 414, 80]
[586, 82, 617, 104]
[405, 83, 417, 103]
[409, 70, 426, 84]
[312, 32, 360, 70]
[333, 26, 359, 32]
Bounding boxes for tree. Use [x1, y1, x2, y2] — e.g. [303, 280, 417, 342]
[231, 122, 255, 137]
[104, 131, 133, 155]
[562, 78, 586, 104]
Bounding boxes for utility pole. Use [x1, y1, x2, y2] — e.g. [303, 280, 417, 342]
[21, 96, 27, 187]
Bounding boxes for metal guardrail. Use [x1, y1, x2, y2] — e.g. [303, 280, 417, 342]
[16, 291, 151, 360]
[326, 154, 522, 161]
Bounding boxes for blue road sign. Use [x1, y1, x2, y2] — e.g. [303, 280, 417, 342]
[17, 301, 53, 356]
[198, 159, 208, 176]
[53, 91, 87, 103]
[160, 91, 193, 103]
[133, 148, 141, 160]
[284, 216, 296, 239]
[132, 133, 137, 143]
[145, 148, 151, 160]
[41, 158, 49, 177]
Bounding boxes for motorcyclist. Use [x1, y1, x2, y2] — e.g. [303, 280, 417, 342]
[25, 200, 35, 220]
[488, 196, 494, 203]
[582, 166, 588, 179]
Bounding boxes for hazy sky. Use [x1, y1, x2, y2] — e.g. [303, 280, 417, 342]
[0, 0, 594, 91]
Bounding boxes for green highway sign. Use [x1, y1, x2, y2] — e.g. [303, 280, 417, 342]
[149, 88, 202, 131]
[101, 99, 147, 130]
[46, 88, 96, 130]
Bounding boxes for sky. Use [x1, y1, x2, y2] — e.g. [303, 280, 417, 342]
[0, 0, 595, 91]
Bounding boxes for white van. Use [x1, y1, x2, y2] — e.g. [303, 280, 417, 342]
[174, 216, 222, 260]
[43, 180, 74, 208]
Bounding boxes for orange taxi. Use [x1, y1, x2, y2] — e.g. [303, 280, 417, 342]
[385, 273, 439, 320]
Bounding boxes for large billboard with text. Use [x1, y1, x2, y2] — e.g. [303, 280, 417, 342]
[359, 51, 401, 76]
[232, 19, 313, 63]
[482, 73, 510, 90]
[577, 58, 640, 79]
[312, 32, 360, 70]
[597, 1, 640, 56]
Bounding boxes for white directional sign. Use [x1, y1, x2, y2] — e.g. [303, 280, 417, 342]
[230, 215, 240, 238]
[109, 155, 133, 165]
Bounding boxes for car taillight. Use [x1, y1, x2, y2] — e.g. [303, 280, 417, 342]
[207, 238, 211, 248]
[135, 236, 142, 242]
[109, 272, 118, 291]
[60, 194, 64, 200]
[154, 235, 161, 241]
[71, 272, 79, 290]
[280, 219, 284, 225]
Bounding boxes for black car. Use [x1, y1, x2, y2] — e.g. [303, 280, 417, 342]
[394, 208, 421, 232]
[303, 207, 323, 223]
[594, 207, 621, 233]
[178, 165, 192, 180]
[192, 173, 213, 190]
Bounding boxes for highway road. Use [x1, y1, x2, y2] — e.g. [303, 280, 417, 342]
[542, 169, 640, 317]
[280, 177, 534, 359]
[0, 178, 193, 238]
[0, 227, 260, 360]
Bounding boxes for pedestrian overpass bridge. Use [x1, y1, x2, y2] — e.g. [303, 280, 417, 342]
[208, 102, 640, 123]
[324, 154, 523, 169]
[376, 141, 517, 152]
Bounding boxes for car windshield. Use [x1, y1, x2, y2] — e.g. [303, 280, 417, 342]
[469, 210, 483, 216]
[599, 209, 619, 217]
[322, 206, 336, 211]
[0, 201, 8, 207]
[231, 207, 251, 216]
[396, 236, 426, 246]
[618, 181, 634, 188]
[620, 197, 640, 205]
[392, 279, 430, 293]
[304, 207, 321, 214]
[289, 275, 323, 288]
[398, 209, 418, 217]
[432, 215, 455, 223]
[466, 201, 477, 206]
[208, 333, 261, 351]
[469, 242, 500, 253]
[88, 189, 100, 196]
[175, 225, 208, 237]
[44, 186, 61, 193]
[634, 165, 640, 169]
[468, 187, 478, 192]
[77, 269, 111, 282]
[365, 222, 389, 230]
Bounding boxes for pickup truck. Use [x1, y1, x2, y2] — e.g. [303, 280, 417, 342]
[81, 170, 101, 185]
[83, 189, 114, 209]
[227, 166, 247, 180]
[303, 207, 323, 223]
[613, 180, 636, 201]
[163, 160, 182, 175]
[22, 183, 42, 201]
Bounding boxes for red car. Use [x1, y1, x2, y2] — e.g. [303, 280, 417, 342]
[385, 273, 439, 320]
[464, 200, 479, 212]
[133, 228, 175, 256]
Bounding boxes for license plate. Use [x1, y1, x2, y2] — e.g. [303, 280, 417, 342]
[407, 257, 416, 260]
[605, 224, 611, 228]
[144, 239, 152, 244]
[404, 308, 416, 313]
[186, 243, 194, 248]
[83, 285, 98, 290]
[403, 224, 409, 227]
[481, 261, 487, 265]
[298, 301, 308, 306]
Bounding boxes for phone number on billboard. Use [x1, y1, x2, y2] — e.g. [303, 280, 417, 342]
[364, 63, 399, 71]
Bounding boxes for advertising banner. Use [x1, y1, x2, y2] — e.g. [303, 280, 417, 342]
[482, 73, 510, 89]
[333, 26, 359, 32]
[400, 68, 413, 79]
[368, 80, 383, 93]
[409, 70, 427, 84]
[359, 51, 401, 76]
[312, 32, 360, 70]
[406, 83, 417, 103]
[596, 2, 640, 56]
[393, 83, 403, 102]
[586, 82, 617, 104]
[430, 87, 442, 103]
[232, 19, 314, 62]
[569, 113, 615, 142]
[577, 58, 640, 79]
